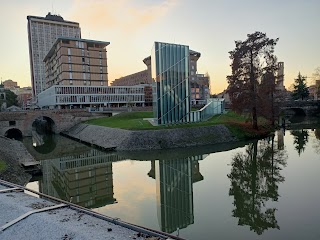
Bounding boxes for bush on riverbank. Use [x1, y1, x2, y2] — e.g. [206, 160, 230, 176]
[84, 111, 273, 139]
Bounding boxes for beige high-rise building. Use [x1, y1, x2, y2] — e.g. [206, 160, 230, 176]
[44, 37, 110, 87]
[276, 62, 285, 91]
[27, 13, 81, 96]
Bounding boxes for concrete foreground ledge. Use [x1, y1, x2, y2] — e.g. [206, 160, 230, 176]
[0, 183, 174, 240]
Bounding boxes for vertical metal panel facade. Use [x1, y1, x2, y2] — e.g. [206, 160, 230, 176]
[152, 42, 191, 125]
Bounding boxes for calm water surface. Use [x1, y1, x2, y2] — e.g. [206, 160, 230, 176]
[25, 127, 320, 240]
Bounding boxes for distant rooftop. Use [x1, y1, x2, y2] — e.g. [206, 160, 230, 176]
[27, 12, 79, 25]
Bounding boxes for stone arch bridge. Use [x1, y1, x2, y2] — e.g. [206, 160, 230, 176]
[0, 109, 109, 137]
[280, 100, 320, 116]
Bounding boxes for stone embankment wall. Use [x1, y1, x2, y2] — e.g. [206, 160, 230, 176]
[64, 124, 238, 151]
[0, 137, 33, 185]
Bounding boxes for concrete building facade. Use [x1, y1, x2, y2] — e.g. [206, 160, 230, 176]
[44, 37, 109, 88]
[27, 13, 81, 96]
[111, 70, 150, 86]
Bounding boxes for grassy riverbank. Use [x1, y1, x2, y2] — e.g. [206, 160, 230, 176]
[85, 111, 273, 140]
[0, 160, 7, 172]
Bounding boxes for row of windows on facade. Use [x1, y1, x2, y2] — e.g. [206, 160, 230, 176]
[67, 65, 104, 73]
[55, 95, 144, 103]
[67, 56, 104, 66]
[31, 27, 79, 36]
[67, 48, 103, 58]
[68, 72, 104, 80]
[67, 80, 105, 86]
[54, 86, 145, 95]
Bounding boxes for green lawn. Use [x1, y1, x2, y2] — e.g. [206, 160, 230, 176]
[0, 160, 7, 172]
[85, 112, 155, 130]
[85, 111, 252, 130]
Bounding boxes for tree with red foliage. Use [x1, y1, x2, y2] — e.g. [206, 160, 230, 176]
[227, 32, 279, 129]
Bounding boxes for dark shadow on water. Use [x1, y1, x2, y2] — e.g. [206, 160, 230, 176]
[116, 140, 252, 161]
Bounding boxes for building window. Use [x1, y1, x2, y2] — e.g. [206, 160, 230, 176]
[99, 51, 102, 58]
[69, 64, 72, 71]
[81, 49, 85, 56]
[69, 72, 73, 79]
[68, 48, 71, 55]
[191, 71, 194, 75]
[68, 56, 71, 63]
[82, 57, 85, 63]
[70, 80, 73, 85]
[99, 59, 102, 65]
[83, 73, 86, 80]
[192, 65, 194, 70]
[9, 121, 16, 126]
[100, 74, 103, 80]
[100, 66, 103, 73]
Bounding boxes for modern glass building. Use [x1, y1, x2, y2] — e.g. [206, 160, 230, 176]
[152, 42, 191, 125]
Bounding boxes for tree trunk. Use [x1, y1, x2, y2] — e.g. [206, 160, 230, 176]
[250, 50, 258, 130]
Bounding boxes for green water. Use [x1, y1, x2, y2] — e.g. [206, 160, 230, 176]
[25, 127, 320, 240]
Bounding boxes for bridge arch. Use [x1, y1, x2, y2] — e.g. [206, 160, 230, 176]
[5, 128, 23, 141]
[282, 107, 307, 117]
[31, 115, 57, 134]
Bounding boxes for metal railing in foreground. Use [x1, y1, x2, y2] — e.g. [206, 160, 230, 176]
[0, 179, 184, 240]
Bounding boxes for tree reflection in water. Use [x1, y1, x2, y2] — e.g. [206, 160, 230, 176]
[291, 129, 309, 156]
[228, 136, 287, 235]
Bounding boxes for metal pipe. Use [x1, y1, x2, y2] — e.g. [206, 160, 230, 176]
[0, 179, 184, 240]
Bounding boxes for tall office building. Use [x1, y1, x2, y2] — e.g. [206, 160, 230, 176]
[27, 12, 81, 97]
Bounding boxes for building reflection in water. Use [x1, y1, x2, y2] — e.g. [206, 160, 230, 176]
[148, 155, 206, 233]
[40, 149, 125, 209]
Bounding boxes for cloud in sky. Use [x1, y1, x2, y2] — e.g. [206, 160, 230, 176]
[70, 0, 179, 33]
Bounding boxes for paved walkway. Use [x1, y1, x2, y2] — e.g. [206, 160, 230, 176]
[0, 183, 174, 240]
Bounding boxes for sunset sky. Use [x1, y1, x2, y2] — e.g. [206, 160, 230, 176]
[0, 0, 319, 93]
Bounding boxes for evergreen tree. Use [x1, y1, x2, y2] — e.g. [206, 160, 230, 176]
[292, 73, 309, 100]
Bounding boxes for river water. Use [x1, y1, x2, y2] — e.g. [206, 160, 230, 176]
[24, 126, 320, 240]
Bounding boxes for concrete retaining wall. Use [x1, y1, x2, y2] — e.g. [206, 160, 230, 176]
[64, 124, 238, 151]
[0, 137, 33, 185]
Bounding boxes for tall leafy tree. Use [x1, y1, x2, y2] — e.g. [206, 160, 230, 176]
[292, 73, 309, 100]
[227, 32, 279, 129]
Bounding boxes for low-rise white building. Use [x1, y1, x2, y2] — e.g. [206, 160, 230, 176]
[37, 85, 146, 109]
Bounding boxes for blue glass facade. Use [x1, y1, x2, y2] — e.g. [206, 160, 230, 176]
[152, 42, 191, 125]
